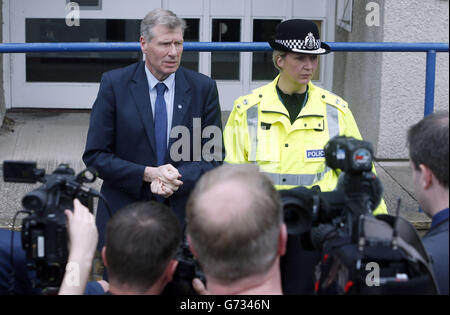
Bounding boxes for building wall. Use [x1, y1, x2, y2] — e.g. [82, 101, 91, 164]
[333, 0, 384, 155]
[378, 0, 449, 159]
[0, 0, 5, 126]
[334, 0, 449, 159]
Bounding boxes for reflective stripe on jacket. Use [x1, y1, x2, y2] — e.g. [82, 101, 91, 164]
[224, 77, 387, 215]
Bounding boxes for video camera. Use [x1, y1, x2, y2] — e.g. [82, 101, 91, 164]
[280, 136, 438, 294]
[163, 234, 206, 295]
[282, 136, 383, 240]
[3, 161, 101, 293]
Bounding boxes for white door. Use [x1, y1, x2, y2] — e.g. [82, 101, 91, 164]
[7, 0, 164, 108]
[200, 0, 335, 111]
[4, 0, 334, 110]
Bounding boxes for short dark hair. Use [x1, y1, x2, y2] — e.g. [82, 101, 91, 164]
[105, 201, 181, 292]
[407, 111, 449, 188]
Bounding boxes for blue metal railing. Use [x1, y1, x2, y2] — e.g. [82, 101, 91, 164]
[0, 42, 448, 53]
[0, 41, 448, 115]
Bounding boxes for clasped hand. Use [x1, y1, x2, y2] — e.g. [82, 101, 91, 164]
[144, 164, 183, 198]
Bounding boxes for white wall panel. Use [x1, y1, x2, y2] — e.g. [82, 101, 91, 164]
[251, 0, 286, 17]
[292, 0, 327, 17]
[166, 0, 203, 16]
[210, 0, 245, 16]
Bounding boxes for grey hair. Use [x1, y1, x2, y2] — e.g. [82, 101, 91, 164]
[272, 50, 287, 72]
[140, 8, 186, 42]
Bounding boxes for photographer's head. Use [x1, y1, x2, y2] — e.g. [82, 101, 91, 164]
[102, 201, 181, 295]
[407, 111, 449, 217]
[186, 164, 287, 294]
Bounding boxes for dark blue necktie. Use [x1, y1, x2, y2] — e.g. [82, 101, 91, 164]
[154, 82, 167, 166]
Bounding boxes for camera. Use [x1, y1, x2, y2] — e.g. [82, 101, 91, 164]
[280, 136, 438, 294]
[324, 135, 374, 174]
[282, 136, 383, 239]
[162, 236, 206, 295]
[3, 161, 100, 292]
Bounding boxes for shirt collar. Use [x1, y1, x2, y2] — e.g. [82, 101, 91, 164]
[431, 208, 449, 229]
[144, 65, 175, 91]
[257, 77, 322, 117]
[276, 84, 308, 98]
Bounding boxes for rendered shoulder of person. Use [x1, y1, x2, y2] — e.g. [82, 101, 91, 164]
[422, 217, 449, 295]
[223, 82, 273, 165]
[100, 61, 143, 85]
[84, 281, 109, 295]
[178, 65, 216, 85]
[231, 89, 263, 119]
[0, 228, 107, 295]
[308, 83, 354, 128]
[0, 229, 40, 295]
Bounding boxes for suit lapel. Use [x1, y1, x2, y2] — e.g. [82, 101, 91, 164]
[130, 62, 157, 156]
[169, 68, 192, 148]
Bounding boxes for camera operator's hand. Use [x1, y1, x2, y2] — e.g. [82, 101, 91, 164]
[59, 199, 98, 295]
[144, 164, 183, 197]
[192, 278, 209, 295]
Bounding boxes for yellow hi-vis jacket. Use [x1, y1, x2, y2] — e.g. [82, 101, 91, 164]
[224, 77, 387, 215]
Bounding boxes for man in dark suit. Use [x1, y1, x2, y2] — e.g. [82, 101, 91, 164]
[83, 8, 223, 251]
[407, 111, 449, 295]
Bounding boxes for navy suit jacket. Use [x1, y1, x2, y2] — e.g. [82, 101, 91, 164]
[83, 62, 223, 249]
[423, 218, 449, 295]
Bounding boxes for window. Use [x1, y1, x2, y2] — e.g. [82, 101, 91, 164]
[66, 0, 102, 10]
[337, 0, 353, 32]
[181, 18, 200, 72]
[252, 19, 281, 81]
[211, 19, 241, 80]
[25, 18, 141, 83]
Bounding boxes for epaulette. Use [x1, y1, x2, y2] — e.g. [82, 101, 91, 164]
[319, 89, 348, 113]
[234, 90, 261, 114]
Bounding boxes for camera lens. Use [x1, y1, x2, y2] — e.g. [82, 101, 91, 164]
[22, 191, 47, 211]
[282, 197, 311, 235]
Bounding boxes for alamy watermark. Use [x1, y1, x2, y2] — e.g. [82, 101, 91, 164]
[365, 2, 380, 27]
[365, 262, 380, 286]
[365, 261, 410, 287]
[62, 262, 81, 287]
[170, 118, 223, 162]
[165, 118, 283, 162]
[65, 2, 80, 27]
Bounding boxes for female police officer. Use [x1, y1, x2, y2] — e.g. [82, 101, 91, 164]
[224, 19, 387, 215]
